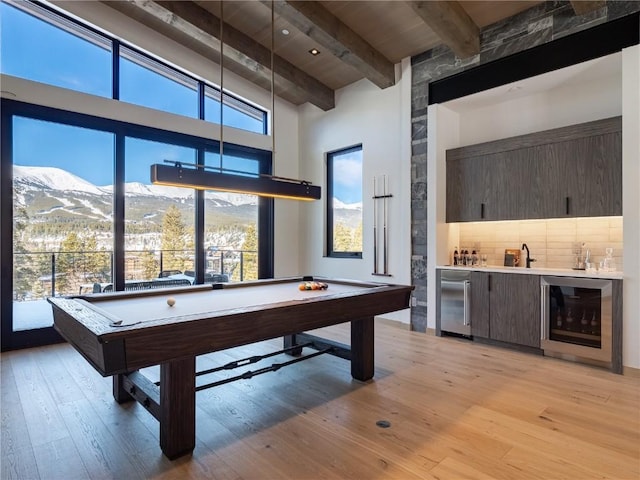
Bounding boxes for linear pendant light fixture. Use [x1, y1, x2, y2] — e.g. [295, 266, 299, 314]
[151, 161, 321, 200]
[150, 1, 320, 201]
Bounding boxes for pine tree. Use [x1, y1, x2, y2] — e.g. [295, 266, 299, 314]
[56, 232, 84, 293]
[84, 235, 111, 282]
[12, 206, 37, 299]
[333, 223, 352, 252]
[141, 250, 159, 280]
[239, 224, 258, 281]
[161, 205, 189, 272]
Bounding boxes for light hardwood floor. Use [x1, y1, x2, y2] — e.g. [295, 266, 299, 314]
[2, 321, 639, 479]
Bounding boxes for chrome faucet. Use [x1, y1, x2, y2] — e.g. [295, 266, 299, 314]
[522, 243, 536, 268]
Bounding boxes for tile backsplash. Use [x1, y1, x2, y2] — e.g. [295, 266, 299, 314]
[457, 217, 623, 270]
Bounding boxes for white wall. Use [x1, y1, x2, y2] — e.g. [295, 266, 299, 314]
[621, 44, 640, 371]
[297, 60, 413, 323]
[452, 56, 623, 145]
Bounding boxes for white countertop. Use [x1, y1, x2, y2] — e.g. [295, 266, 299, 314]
[436, 265, 623, 280]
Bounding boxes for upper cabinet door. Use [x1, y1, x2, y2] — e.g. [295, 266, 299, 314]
[445, 117, 622, 223]
[557, 132, 622, 218]
[446, 155, 485, 222]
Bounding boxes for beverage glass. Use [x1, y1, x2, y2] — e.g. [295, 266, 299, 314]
[481, 254, 488, 267]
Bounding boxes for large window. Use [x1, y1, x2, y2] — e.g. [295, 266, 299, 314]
[1, 1, 274, 351]
[205, 85, 266, 134]
[204, 150, 261, 282]
[12, 116, 114, 331]
[326, 145, 363, 258]
[0, 0, 112, 97]
[0, 0, 267, 134]
[124, 138, 196, 282]
[120, 47, 199, 118]
[2, 101, 274, 350]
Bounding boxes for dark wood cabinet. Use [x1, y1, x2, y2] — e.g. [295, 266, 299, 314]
[470, 272, 489, 337]
[446, 155, 482, 222]
[554, 132, 623, 217]
[446, 117, 622, 222]
[471, 272, 540, 348]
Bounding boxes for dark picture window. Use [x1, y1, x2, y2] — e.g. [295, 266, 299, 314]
[326, 145, 363, 258]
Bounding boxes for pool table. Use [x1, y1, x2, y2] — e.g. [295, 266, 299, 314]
[48, 276, 413, 459]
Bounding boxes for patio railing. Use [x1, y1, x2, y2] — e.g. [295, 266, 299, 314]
[12, 248, 257, 301]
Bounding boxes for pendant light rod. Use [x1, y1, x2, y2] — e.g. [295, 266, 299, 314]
[271, 0, 276, 159]
[220, 1, 224, 164]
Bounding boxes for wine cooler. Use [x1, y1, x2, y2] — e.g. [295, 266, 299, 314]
[540, 276, 612, 366]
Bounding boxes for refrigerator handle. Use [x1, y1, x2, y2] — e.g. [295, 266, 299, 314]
[463, 280, 471, 326]
[540, 283, 549, 340]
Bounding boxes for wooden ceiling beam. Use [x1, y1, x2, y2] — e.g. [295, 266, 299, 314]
[408, 1, 480, 59]
[110, 0, 335, 111]
[268, 0, 396, 89]
[569, 1, 606, 16]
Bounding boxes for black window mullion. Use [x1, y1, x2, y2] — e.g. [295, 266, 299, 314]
[112, 39, 120, 100]
[198, 82, 205, 121]
[1, 108, 14, 349]
[195, 148, 205, 285]
[113, 131, 125, 291]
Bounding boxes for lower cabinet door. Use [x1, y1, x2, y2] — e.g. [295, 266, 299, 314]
[470, 272, 490, 338]
[489, 273, 541, 348]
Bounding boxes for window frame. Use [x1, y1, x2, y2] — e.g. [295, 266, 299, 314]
[1, 0, 274, 352]
[1, 0, 267, 135]
[0, 98, 274, 351]
[326, 144, 363, 259]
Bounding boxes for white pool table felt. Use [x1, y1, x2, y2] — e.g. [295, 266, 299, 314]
[82, 281, 369, 327]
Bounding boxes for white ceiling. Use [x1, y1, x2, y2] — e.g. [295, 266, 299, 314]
[445, 52, 622, 112]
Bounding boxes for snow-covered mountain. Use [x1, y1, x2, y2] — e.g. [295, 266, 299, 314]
[12, 165, 361, 233]
[13, 165, 257, 206]
[333, 198, 362, 210]
[14, 165, 108, 196]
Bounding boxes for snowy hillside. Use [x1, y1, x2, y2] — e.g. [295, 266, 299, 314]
[13, 165, 257, 206]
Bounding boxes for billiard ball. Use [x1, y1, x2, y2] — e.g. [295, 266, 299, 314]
[167, 297, 176, 307]
[298, 281, 329, 291]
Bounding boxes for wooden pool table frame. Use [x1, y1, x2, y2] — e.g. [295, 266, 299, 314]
[48, 276, 413, 459]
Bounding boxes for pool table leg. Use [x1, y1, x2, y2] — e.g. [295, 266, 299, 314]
[351, 317, 374, 381]
[159, 356, 196, 459]
[113, 374, 131, 403]
[283, 334, 303, 356]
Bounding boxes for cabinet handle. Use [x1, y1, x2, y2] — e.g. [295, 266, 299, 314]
[565, 196, 570, 215]
[480, 203, 485, 219]
[488, 274, 491, 292]
[541, 284, 549, 340]
[463, 280, 471, 326]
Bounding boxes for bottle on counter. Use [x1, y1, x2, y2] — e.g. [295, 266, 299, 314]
[471, 250, 478, 266]
[453, 247, 459, 266]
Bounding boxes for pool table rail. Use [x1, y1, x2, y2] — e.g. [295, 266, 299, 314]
[49, 278, 413, 376]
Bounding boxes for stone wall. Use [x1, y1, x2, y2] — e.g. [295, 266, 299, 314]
[409, 1, 640, 331]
